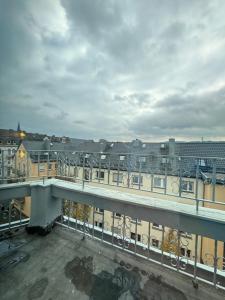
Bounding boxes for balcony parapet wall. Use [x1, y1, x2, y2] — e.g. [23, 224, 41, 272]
[0, 179, 225, 241]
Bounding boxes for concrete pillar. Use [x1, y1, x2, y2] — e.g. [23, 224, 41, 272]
[27, 184, 61, 234]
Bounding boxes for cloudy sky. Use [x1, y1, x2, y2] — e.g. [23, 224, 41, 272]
[0, 0, 225, 141]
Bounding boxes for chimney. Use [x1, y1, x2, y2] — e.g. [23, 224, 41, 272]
[43, 137, 50, 151]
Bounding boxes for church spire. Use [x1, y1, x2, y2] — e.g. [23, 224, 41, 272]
[17, 122, 21, 132]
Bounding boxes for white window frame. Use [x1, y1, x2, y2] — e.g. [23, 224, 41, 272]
[131, 218, 141, 224]
[39, 164, 45, 172]
[154, 177, 165, 188]
[152, 223, 163, 230]
[96, 170, 105, 180]
[112, 173, 123, 183]
[132, 175, 143, 185]
[181, 180, 194, 193]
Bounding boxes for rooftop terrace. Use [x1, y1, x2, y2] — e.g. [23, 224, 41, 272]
[1, 226, 225, 300]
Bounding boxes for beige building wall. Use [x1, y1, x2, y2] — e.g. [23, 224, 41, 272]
[68, 165, 204, 263]
[15, 144, 57, 216]
[201, 182, 225, 269]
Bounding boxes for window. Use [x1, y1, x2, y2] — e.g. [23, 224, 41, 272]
[180, 247, 185, 256]
[181, 181, 194, 193]
[131, 218, 141, 224]
[48, 163, 52, 170]
[180, 231, 192, 238]
[95, 221, 103, 228]
[199, 159, 206, 166]
[180, 247, 191, 258]
[115, 213, 121, 218]
[187, 249, 191, 258]
[96, 170, 105, 180]
[154, 177, 165, 188]
[101, 154, 106, 160]
[132, 175, 143, 185]
[131, 232, 141, 241]
[152, 223, 163, 230]
[161, 157, 167, 164]
[119, 155, 125, 161]
[139, 156, 146, 163]
[112, 173, 123, 183]
[152, 239, 159, 248]
[95, 207, 104, 213]
[8, 149, 11, 155]
[84, 154, 90, 164]
[39, 164, 45, 172]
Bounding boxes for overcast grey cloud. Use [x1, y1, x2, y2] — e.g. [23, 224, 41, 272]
[0, 0, 225, 141]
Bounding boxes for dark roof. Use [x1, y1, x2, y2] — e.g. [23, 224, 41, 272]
[175, 142, 225, 158]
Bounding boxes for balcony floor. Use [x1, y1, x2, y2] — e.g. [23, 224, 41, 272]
[0, 226, 224, 300]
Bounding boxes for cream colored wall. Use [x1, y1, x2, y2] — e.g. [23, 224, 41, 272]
[67, 165, 204, 262]
[15, 144, 57, 216]
[201, 183, 225, 269]
[88, 208, 201, 262]
[16, 144, 57, 179]
[69, 166, 204, 205]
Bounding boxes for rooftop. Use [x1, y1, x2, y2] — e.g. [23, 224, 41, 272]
[1, 225, 224, 300]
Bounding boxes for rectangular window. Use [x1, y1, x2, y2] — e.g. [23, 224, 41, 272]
[154, 177, 165, 188]
[180, 231, 192, 238]
[39, 164, 45, 172]
[181, 181, 194, 193]
[112, 173, 123, 183]
[152, 223, 163, 230]
[115, 213, 121, 218]
[48, 163, 52, 170]
[139, 156, 146, 163]
[132, 175, 143, 185]
[152, 239, 159, 248]
[96, 170, 105, 180]
[95, 221, 103, 228]
[180, 247, 191, 258]
[130, 232, 141, 241]
[131, 218, 141, 224]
